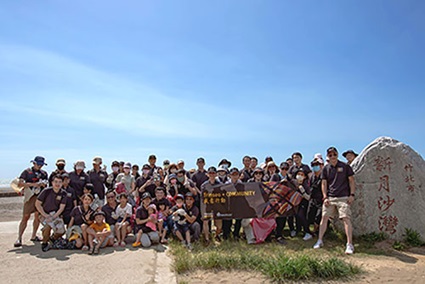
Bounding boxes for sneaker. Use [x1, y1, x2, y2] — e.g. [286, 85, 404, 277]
[313, 239, 324, 249]
[132, 242, 141, 248]
[303, 233, 313, 241]
[14, 240, 22, 247]
[41, 242, 50, 252]
[82, 245, 89, 251]
[186, 243, 193, 251]
[276, 237, 286, 245]
[290, 230, 297, 237]
[345, 243, 354, 255]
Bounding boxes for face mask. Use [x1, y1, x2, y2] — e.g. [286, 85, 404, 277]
[143, 169, 150, 175]
[296, 175, 304, 183]
[57, 164, 65, 171]
[76, 166, 84, 171]
[124, 169, 130, 174]
[170, 169, 177, 174]
[177, 176, 185, 183]
[312, 165, 321, 172]
[112, 166, 119, 172]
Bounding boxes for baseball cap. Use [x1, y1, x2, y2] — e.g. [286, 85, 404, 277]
[197, 157, 205, 163]
[142, 164, 151, 170]
[141, 192, 152, 200]
[56, 158, 66, 165]
[185, 192, 194, 199]
[148, 154, 157, 160]
[175, 194, 184, 201]
[177, 160, 184, 164]
[124, 162, 131, 169]
[111, 161, 120, 167]
[31, 156, 47, 166]
[327, 147, 338, 155]
[207, 166, 217, 173]
[94, 211, 105, 217]
[229, 167, 240, 175]
[168, 173, 177, 180]
[74, 160, 86, 169]
[92, 156, 103, 165]
[163, 160, 170, 165]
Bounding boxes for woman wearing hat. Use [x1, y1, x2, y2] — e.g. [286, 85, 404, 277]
[264, 161, 280, 182]
[69, 160, 91, 200]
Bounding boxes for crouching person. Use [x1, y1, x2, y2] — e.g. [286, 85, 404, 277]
[35, 175, 67, 252]
[171, 194, 195, 250]
[133, 193, 160, 248]
[86, 211, 113, 255]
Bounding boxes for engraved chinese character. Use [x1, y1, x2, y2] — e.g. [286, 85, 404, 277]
[404, 164, 413, 172]
[374, 156, 393, 172]
[406, 184, 415, 192]
[378, 195, 395, 212]
[378, 215, 398, 235]
[404, 175, 415, 183]
[378, 175, 390, 192]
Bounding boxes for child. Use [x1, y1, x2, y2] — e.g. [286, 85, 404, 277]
[146, 204, 158, 232]
[114, 193, 132, 247]
[171, 194, 192, 250]
[157, 201, 169, 244]
[86, 211, 113, 255]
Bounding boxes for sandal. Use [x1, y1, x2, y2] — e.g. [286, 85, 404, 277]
[30, 236, 41, 242]
[132, 242, 141, 247]
[82, 245, 89, 251]
[120, 241, 126, 247]
[88, 247, 94, 255]
[93, 246, 100, 255]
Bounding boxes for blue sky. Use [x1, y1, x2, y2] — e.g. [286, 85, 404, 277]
[1, 1, 424, 180]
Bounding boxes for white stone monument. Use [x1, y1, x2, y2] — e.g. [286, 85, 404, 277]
[351, 136, 425, 240]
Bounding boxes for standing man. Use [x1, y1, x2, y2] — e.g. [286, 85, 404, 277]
[48, 158, 67, 186]
[249, 157, 258, 171]
[35, 175, 67, 251]
[191, 158, 208, 190]
[240, 156, 252, 182]
[106, 161, 120, 191]
[148, 154, 160, 176]
[87, 156, 108, 207]
[15, 156, 49, 247]
[313, 147, 356, 254]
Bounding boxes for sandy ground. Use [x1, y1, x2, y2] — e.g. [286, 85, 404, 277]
[0, 196, 176, 284]
[2, 196, 425, 283]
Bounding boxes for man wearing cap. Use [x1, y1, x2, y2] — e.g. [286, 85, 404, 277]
[69, 160, 91, 200]
[106, 161, 120, 191]
[35, 175, 67, 252]
[191, 158, 208, 191]
[200, 166, 223, 243]
[134, 192, 160, 247]
[342, 150, 358, 165]
[136, 164, 156, 201]
[87, 156, 108, 207]
[313, 147, 356, 255]
[15, 156, 49, 247]
[184, 192, 201, 242]
[48, 158, 67, 186]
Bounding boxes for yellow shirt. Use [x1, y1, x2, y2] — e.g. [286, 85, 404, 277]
[90, 222, 110, 232]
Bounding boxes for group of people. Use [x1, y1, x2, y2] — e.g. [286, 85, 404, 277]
[14, 148, 358, 254]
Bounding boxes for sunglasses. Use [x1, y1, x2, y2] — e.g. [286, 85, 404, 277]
[328, 153, 337, 157]
[281, 168, 289, 171]
[106, 196, 115, 199]
[254, 172, 263, 175]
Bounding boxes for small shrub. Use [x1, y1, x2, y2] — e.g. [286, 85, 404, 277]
[403, 228, 425, 247]
[359, 232, 387, 243]
[392, 241, 406, 251]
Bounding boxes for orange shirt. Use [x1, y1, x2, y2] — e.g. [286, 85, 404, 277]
[90, 222, 110, 232]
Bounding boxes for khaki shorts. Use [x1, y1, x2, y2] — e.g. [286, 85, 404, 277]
[322, 197, 351, 219]
[23, 195, 38, 215]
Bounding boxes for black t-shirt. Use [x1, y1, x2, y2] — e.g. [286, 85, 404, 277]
[288, 163, 312, 179]
[102, 203, 118, 225]
[135, 175, 156, 198]
[62, 186, 77, 217]
[37, 187, 67, 214]
[264, 173, 280, 182]
[184, 204, 199, 220]
[70, 205, 92, 226]
[135, 204, 151, 231]
[240, 168, 252, 182]
[191, 170, 208, 189]
[106, 172, 119, 191]
[48, 169, 67, 186]
[69, 171, 91, 198]
[87, 169, 108, 199]
[321, 160, 354, 198]
[309, 174, 323, 202]
[19, 167, 48, 194]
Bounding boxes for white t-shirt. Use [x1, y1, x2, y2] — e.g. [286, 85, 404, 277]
[115, 203, 132, 219]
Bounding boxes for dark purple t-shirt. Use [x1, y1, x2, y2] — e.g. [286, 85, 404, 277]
[135, 205, 151, 232]
[20, 167, 48, 194]
[87, 169, 107, 199]
[101, 203, 118, 225]
[70, 205, 91, 226]
[69, 171, 91, 198]
[321, 160, 354, 198]
[37, 187, 67, 213]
